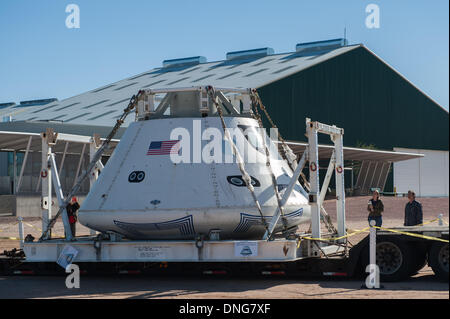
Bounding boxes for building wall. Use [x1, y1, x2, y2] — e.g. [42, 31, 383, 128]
[394, 148, 449, 197]
[257, 46, 449, 191]
[258, 46, 448, 150]
[0, 152, 8, 176]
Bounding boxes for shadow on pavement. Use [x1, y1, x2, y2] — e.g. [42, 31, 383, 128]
[0, 272, 447, 299]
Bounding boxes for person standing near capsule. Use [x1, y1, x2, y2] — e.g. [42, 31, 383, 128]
[66, 197, 80, 238]
[404, 190, 423, 226]
[367, 190, 384, 227]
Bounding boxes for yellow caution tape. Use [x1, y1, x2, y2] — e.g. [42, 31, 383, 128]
[22, 221, 63, 237]
[0, 237, 20, 241]
[296, 238, 302, 249]
[301, 227, 370, 242]
[373, 226, 449, 243]
[0, 221, 19, 233]
[417, 218, 440, 226]
[0, 236, 66, 241]
[417, 217, 449, 227]
[299, 217, 449, 243]
[23, 222, 42, 232]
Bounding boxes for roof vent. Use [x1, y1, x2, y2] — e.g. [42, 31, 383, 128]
[226, 47, 274, 61]
[19, 98, 58, 107]
[163, 56, 206, 68]
[295, 38, 347, 54]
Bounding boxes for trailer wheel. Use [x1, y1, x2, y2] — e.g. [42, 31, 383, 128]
[361, 236, 414, 282]
[428, 242, 449, 282]
[408, 243, 427, 276]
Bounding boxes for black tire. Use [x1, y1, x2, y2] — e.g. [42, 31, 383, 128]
[408, 242, 428, 276]
[428, 242, 449, 282]
[361, 236, 416, 282]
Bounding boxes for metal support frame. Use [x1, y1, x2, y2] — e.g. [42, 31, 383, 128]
[317, 151, 339, 235]
[306, 118, 346, 250]
[152, 92, 172, 117]
[319, 151, 335, 207]
[137, 87, 252, 120]
[144, 86, 250, 95]
[333, 133, 346, 242]
[23, 238, 304, 263]
[88, 135, 102, 236]
[199, 90, 210, 114]
[89, 135, 101, 188]
[49, 153, 72, 241]
[216, 91, 239, 115]
[263, 150, 309, 240]
[137, 93, 156, 117]
[35, 130, 114, 239]
[41, 130, 56, 237]
[307, 120, 321, 242]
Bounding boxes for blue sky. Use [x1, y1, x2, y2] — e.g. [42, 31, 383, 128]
[0, 0, 448, 109]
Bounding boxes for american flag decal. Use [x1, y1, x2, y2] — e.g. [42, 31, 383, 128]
[147, 140, 180, 155]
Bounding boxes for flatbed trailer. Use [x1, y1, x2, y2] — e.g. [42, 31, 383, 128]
[0, 225, 448, 282]
[0, 89, 448, 283]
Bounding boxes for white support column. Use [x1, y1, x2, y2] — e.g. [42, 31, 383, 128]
[365, 219, 381, 289]
[369, 220, 376, 265]
[306, 120, 321, 242]
[16, 136, 32, 194]
[334, 133, 346, 242]
[40, 129, 58, 237]
[41, 135, 52, 237]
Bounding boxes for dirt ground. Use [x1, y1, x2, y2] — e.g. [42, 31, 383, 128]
[0, 196, 448, 299]
[0, 270, 447, 299]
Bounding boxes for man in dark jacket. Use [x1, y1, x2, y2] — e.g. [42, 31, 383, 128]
[404, 190, 423, 226]
[66, 197, 80, 237]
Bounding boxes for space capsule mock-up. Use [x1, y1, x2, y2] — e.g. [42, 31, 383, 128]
[78, 87, 311, 240]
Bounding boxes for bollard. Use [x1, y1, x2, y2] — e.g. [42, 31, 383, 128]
[18, 217, 24, 250]
[369, 220, 376, 266]
[438, 214, 443, 226]
[363, 219, 382, 289]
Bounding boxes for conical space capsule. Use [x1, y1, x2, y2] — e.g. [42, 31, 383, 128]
[78, 87, 311, 239]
